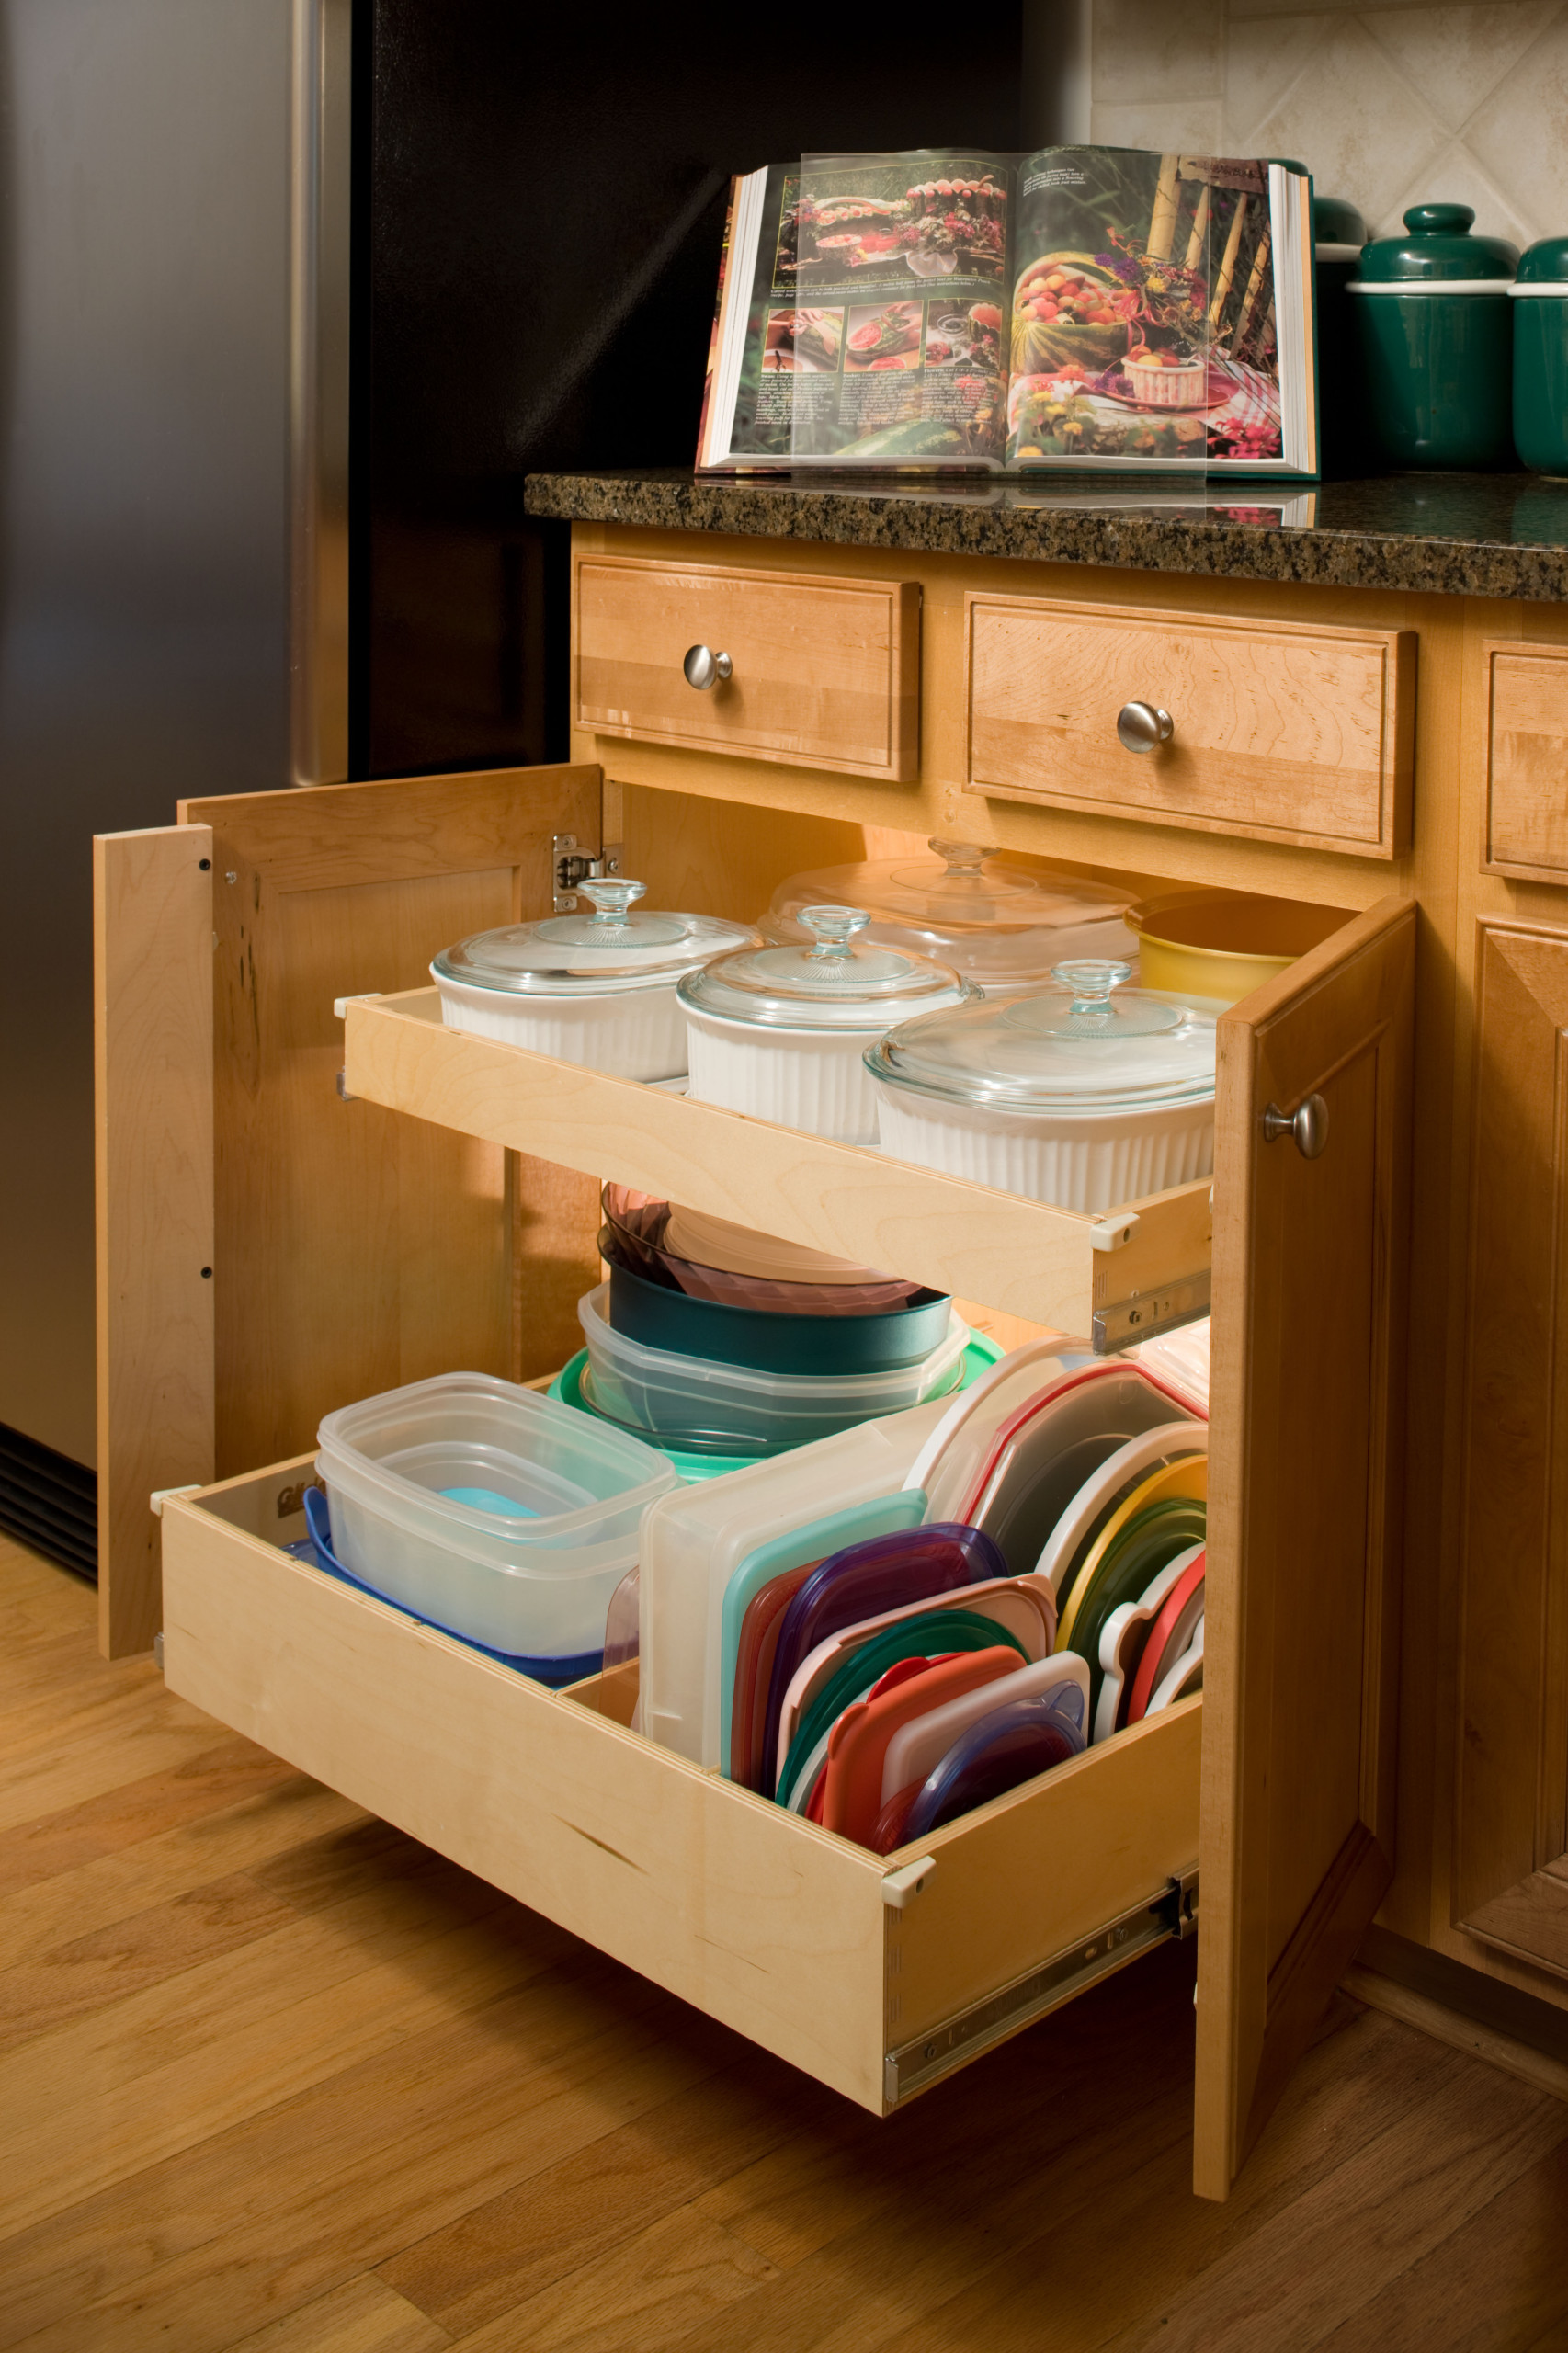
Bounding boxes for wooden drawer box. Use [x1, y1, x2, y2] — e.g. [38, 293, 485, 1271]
[98, 754, 1416, 2198]
[574, 553, 920, 781]
[161, 1459, 1202, 2114]
[1483, 642, 1568, 881]
[965, 595, 1415, 858]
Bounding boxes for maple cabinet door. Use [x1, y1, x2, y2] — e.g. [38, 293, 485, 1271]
[1453, 921, 1568, 1981]
[1195, 898, 1415, 2198]
[95, 761, 605, 1656]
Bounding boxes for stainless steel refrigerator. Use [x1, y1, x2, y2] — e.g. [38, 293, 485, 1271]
[0, 0, 1024, 1573]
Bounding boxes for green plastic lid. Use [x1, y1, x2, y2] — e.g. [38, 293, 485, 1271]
[1516, 234, 1568, 287]
[1357, 203, 1517, 285]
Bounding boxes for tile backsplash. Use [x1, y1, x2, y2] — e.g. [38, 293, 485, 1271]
[1088, 0, 1568, 248]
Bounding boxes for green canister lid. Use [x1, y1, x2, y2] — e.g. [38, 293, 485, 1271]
[1514, 235, 1568, 290]
[1355, 203, 1517, 287]
[1313, 194, 1366, 247]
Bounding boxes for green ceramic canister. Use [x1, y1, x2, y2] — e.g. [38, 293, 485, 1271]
[1512, 236, 1568, 474]
[1349, 203, 1517, 468]
[1314, 195, 1368, 474]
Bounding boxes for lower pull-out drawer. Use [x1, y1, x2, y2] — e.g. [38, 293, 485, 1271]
[161, 1457, 1201, 2114]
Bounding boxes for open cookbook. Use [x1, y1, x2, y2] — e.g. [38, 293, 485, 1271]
[696, 146, 1317, 477]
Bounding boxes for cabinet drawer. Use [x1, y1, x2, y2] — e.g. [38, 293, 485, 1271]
[161, 1461, 1201, 2114]
[574, 553, 920, 781]
[1483, 642, 1568, 881]
[965, 595, 1415, 858]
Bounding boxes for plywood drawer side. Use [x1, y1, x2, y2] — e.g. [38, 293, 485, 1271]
[964, 594, 1415, 858]
[1484, 642, 1568, 881]
[574, 553, 920, 781]
[161, 1463, 1202, 2115]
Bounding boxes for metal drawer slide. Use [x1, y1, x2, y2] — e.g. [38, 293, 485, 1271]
[884, 1867, 1199, 2107]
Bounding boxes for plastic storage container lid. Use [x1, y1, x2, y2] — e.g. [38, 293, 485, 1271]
[1352, 203, 1517, 289]
[765, 839, 1133, 990]
[1513, 236, 1568, 290]
[677, 904, 973, 1031]
[431, 879, 755, 998]
[866, 960, 1216, 1112]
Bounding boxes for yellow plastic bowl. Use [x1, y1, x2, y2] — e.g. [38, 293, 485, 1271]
[1130, 892, 1349, 1006]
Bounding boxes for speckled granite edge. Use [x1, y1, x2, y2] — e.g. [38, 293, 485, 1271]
[524, 472, 1568, 603]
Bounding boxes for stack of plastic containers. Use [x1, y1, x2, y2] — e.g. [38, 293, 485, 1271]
[553, 1187, 992, 1470]
[312, 1372, 678, 1672]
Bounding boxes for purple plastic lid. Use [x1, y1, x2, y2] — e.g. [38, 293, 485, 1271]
[759, 1521, 1006, 1798]
[900, 1687, 1087, 1841]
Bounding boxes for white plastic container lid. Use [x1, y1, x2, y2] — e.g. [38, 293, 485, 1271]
[431, 879, 755, 999]
[867, 959, 1217, 1113]
[766, 839, 1134, 990]
[677, 904, 974, 1032]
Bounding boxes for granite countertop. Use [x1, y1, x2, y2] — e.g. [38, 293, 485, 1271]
[524, 467, 1568, 602]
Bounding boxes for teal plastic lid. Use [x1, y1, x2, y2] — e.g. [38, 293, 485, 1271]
[1516, 235, 1568, 287]
[1357, 203, 1517, 285]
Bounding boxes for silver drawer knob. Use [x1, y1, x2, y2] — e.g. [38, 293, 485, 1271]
[1117, 700, 1174, 753]
[1263, 1094, 1329, 1159]
[683, 643, 733, 690]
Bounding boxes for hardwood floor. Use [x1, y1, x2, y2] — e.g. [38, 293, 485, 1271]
[2, 1528, 1565, 2353]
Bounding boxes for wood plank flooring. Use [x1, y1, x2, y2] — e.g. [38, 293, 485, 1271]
[2, 1528, 1565, 2353]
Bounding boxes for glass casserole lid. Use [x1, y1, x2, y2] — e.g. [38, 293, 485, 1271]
[678, 904, 975, 1031]
[866, 960, 1217, 1110]
[432, 879, 756, 997]
[765, 838, 1136, 991]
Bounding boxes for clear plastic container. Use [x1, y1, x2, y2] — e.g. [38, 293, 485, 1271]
[316, 1372, 679, 1659]
[766, 839, 1137, 995]
[638, 1395, 960, 1766]
[430, 879, 756, 1081]
[576, 1280, 971, 1457]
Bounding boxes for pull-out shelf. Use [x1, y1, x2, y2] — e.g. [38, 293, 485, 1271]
[340, 990, 1215, 1347]
[161, 1458, 1201, 2116]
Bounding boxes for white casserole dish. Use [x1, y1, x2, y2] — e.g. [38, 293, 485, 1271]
[867, 960, 1218, 1211]
[431, 879, 755, 1081]
[677, 904, 974, 1142]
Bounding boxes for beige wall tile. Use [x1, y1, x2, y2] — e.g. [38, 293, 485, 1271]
[1466, 11, 1568, 235]
[1087, 97, 1226, 144]
[1381, 137, 1541, 244]
[1092, 0, 1224, 97]
[1081, 0, 1564, 253]
[1244, 16, 1446, 222]
[1363, 2, 1562, 132]
[1223, 13, 1339, 150]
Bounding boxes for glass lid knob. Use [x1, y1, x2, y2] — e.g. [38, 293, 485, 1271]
[578, 878, 645, 928]
[801, 904, 871, 961]
[928, 838, 988, 878]
[1056, 958, 1131, 1019]
[534, 874, 687, 949]
[1003, 956, 1184, 1041]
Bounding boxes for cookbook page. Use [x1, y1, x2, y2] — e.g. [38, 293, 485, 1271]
[774, 153, 1011, 466]
[1006, 149, 1210, 472]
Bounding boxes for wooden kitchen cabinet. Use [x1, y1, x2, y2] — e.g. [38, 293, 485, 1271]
[97, 516, 1568, 2209]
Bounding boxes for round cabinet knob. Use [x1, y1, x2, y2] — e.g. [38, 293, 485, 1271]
[1116, 700, 1175, 754]
[1263, 1093, 1329, 1160]
[683, 643, 733, 691]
